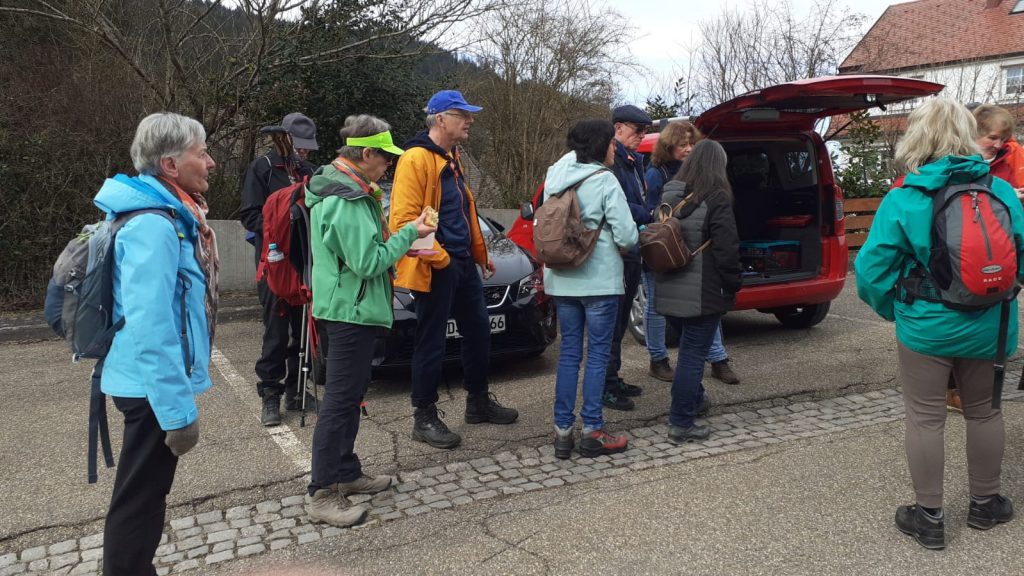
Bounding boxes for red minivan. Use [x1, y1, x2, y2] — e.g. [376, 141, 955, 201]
[511, 75, 944, 337]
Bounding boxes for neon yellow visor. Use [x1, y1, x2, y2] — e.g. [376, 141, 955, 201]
[346, 131, 404, 155]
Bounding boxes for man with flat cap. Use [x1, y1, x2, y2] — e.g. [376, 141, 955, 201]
[389, 90, 519, 449]
[240, 112, 319, 426]
[603, 104, 654, 411]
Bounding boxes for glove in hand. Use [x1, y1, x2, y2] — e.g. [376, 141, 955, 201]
[165, 420, 199, 457]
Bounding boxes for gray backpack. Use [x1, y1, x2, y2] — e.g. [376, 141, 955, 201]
[46, 208, 180, 360]
[533, 169, 609, 269]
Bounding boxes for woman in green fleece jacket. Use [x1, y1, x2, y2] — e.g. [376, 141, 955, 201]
[304, 115, 435, 528]
[856, 98, 1024, 550]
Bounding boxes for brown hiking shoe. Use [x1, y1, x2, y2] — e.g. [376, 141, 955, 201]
[649, 358, 674, 382]
[305, 487, 368, 528]
[338, 473, 393, 495]
[946, 389, 963, 413]
[711, 360, 740, 385]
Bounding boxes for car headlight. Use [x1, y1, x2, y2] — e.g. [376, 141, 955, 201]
[517, 268, 544, 300]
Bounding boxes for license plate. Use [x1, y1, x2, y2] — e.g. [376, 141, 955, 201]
[447, 315, 506, 339]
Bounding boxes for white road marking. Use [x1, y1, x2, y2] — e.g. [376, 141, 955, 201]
[210, 346, 311, 473]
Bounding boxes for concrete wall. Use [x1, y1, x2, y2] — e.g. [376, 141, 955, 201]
[210, 207, 523, 293]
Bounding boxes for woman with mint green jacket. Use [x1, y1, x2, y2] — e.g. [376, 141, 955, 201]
[543, 120, 638, 460]
[856, 98, 1024, 550]
[304, 115, 434, 528]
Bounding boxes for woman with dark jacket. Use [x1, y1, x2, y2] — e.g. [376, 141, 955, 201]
[654, 139, 742, 444]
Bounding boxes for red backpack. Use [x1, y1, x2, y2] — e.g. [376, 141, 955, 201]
[256, 178, 312, 310]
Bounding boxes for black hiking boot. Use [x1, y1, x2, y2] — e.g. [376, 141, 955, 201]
[465, 392, 519, 424]
[967, 494, 1014, 530]
[412, 405, 461, 449]
[554, 428, 574, 460]
[261, 394, 282, 427]
[895, 504, 945, 550]
[602, 389, 635, 411]
[668, 424, 711, 444]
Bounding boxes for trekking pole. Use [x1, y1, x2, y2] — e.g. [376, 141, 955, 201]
[299, 303, 310, 428]
[259, 125, 300, 183]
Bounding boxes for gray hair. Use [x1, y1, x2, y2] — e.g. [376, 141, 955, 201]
[130, 112, 207, 175]
[895, 98, 981, 174]
[336, 114, 392, 161]
[425, 113, 439, 129]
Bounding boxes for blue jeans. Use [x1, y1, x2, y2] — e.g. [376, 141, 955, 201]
[641, 270, 667, 362]
[666, 313, 722, 428]
[554, 296, 619, 432]
[644, 271, 728, 364]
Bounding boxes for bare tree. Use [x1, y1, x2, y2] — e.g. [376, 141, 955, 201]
[0, 0, 503, 142]
[462, 0, 639, 205]
[690, 0, 865, 111]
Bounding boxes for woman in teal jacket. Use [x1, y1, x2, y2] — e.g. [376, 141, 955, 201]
[95, 112, 218, 575]
[543, 119, 638, 459]
[304, 115, 434, 528]
[856, 98, 1024, 550]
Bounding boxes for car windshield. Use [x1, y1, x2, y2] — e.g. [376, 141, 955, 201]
[477, 216, 495, 239]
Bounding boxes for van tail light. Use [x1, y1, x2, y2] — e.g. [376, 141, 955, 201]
[832, 184, 846, 236]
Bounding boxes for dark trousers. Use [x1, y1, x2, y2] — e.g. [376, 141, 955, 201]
[605, 258, 643, 386]
[410, 254, 490, 408]
[256, 278, 302, 399]
[309, 321, 375, 493]
[667, 314, 721, 428]
[103, 397, 178, 576]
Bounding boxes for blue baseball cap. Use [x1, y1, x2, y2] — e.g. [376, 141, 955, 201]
[426, 90, 483, 115]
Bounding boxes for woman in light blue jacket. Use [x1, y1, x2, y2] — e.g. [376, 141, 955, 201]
[543, 119, 638, 459]
[93, 112, 218, 575]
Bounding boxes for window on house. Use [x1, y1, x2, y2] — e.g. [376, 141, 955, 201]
[1007, 66, 1024, 95]
[1012, 0, 1024, 13]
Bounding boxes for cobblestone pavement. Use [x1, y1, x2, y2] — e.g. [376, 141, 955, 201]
[6, 386, 1021, 576]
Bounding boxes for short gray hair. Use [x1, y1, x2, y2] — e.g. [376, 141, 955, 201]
[130, 112, 207, 175]
[425, 113, 439, 129]
[336, 114, 391, 161]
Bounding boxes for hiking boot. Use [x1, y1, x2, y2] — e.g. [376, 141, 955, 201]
[946, 389, 963, 413]
[711, 360, 740, 385]
[465, 392, 519, 424]
[967, 494, 1014, 530]
[616, 378, 642, 397]
[412, 405, 461, 449]
[554, 427, 574, 460]
[668, 424, 711, 444]
[285, 391, 319, 412]
[338, 473, 393, 496]
[895, 504, 945, 550]
[578, 430, 628, 457]
[261, 395, 282, 427]
[649, 358, 674, 382]
[305, 487, 368, 528]
[602, 389, 635, 411]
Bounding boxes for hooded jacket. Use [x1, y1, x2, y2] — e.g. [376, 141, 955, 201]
[389, 131, 488, 293]
[654, 181, 742, 318]
[989, 138, 1024, 189]
[856, 155, 1024, 359]
[93, 174, 212, 431]
[541, 152, 638, 297]
[307, 162, 418, 327]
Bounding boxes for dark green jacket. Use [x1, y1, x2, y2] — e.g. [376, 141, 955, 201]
[307, 163, 418, 327]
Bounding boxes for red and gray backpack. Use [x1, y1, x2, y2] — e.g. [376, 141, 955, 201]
[899, 173, 1021, 406]
[256, 178, 312, 312]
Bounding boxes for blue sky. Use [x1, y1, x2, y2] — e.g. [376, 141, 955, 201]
[611, 0, 905, 101]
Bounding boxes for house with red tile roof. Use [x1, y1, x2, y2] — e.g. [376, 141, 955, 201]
[840, 0, 1024, 112]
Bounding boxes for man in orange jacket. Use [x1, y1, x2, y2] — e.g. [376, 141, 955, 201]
[388, 90, 519, 449]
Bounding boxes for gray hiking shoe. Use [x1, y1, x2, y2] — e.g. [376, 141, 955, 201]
[306, 487, 368, 528]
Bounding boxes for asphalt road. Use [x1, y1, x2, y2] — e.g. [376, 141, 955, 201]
[3, 273, 1023, 574]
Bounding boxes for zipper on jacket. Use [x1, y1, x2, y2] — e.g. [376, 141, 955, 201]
[356, 279, 367, 304]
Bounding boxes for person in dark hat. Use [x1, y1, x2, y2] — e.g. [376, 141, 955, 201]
[239, 112, 320, 426]
[602, 104, 653, 411]
[388, 90, 519, 450]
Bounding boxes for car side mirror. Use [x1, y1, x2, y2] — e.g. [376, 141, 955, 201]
[520, 202, 534, 221]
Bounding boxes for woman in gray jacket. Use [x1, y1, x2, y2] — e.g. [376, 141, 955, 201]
[655, 140, 742, 445]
